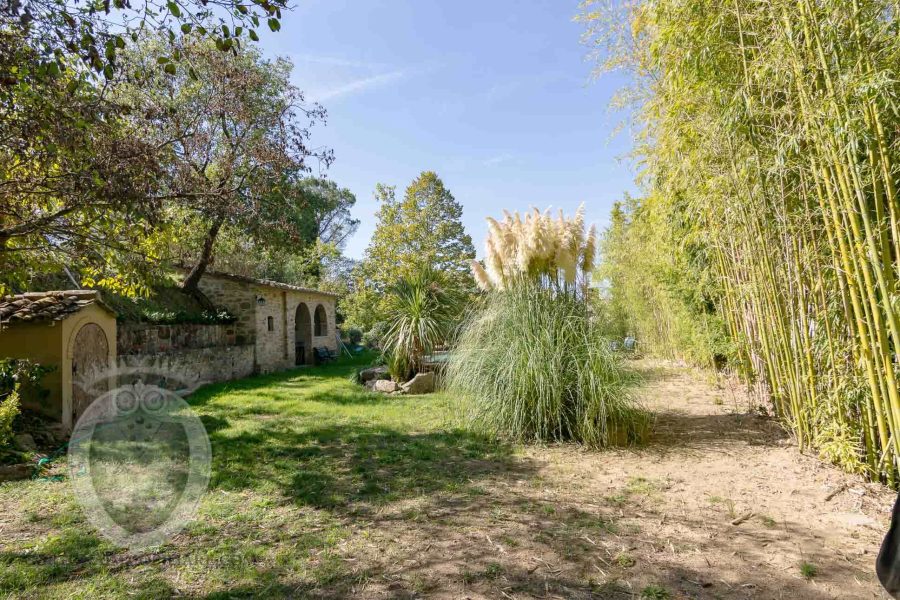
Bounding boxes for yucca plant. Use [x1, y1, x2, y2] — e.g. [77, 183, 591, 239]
[449, 206, 647, 447]
[381, 269, 463, 382]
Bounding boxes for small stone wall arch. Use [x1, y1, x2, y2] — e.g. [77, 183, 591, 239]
[314, 304, 328, 337]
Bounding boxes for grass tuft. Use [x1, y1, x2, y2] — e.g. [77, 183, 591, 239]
[800, 561, 818, 579]
[641, 584, 670, 599]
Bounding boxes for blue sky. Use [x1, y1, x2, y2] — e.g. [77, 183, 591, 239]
[258, 0, 638, 259]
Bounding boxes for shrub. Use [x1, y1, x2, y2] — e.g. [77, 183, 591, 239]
[446, 283, 648, 447]
[0, 359, 52, 399]
[362, 322, 388, 350]
[345, 328, 363, 346]
[0, 385, 20, 449]
[0, 359, 52, 449]
[382, 269, 463, 382]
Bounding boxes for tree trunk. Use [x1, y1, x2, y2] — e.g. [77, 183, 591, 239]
[181, 218, 223, 294]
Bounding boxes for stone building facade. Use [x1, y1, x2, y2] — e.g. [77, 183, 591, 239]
[196, 271, 339, 373]
[1, 276, 339, 432]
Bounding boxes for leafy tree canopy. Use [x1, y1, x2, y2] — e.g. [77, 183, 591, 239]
[172, 177, 359, 290]
[343, 171, 475, 332]
[3, 0, 287, 82]
[115, 32, 331, 293]
[0, 31, 168, 295]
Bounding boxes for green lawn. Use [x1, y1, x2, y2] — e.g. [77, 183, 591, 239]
[0, 356, 517, 599]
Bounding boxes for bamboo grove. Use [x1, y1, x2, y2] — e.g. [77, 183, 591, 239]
[581, 0, 900, 482]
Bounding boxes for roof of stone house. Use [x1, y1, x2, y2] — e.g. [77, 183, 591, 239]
[0, 290, 116, 324]
[201, 270, 340, 297]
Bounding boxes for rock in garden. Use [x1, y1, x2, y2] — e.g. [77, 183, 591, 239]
[400, 371, 435, 395]
[374, 380, 399, 393]
[0, 463, 32, 482]
[45, 424, 67, 444]
[359, 366, 389, 382]
[13, 433, 37, 452]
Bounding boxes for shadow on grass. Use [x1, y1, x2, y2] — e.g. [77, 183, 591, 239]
[0, 529, 113, 592]
[1, 354, 873, 600]
[208, 423, 525, 511]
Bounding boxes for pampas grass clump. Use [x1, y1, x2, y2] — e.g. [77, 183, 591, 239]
[450, 205, 647, 447]
[446, 284, 648, 447]
[473, 204, 597, 292]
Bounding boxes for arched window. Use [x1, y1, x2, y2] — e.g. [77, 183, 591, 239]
[314, 305, 327, 336]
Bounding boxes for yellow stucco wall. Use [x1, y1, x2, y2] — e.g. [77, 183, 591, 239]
[0, 302, 116, 430]
[0, 320, 63, 420]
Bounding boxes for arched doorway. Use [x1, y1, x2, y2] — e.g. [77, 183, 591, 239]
[295, 303, 313, 366]
[71, 323, 109, 424]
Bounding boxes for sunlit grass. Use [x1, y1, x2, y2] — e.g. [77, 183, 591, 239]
[0, 354, 511, 598]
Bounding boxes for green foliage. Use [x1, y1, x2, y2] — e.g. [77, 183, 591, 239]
[0, 386, 20, 450]
[2, 29, 338, 298]
[344, 329, 363, 346]
[640, 585, 670, 600]
[104, 283, 235, 324]
[597, 195, 729, 366]
[0, 31, 169, 296]
[447, 283, 648, 448]
[800, 562, 818, 580]
[381, 269, 464, 381]
[7, 0, 285, 82]
[582, 0, 900, 482]
[361, 322, 387, 350]
[614, 552, 635, 568]
[180, 178, 359, 290]
[343, 172, 476, 331]
[117, 33, 331, 292]
[0, 359, 51, 450]
[0, 359, 53, 399]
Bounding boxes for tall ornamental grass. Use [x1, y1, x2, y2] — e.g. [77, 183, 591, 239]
[448, 206, 648, 447]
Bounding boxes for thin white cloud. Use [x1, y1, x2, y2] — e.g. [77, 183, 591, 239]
[288, 54, 388, 70]
[483, 154, 514, 167]
[312, 69, 408, 102]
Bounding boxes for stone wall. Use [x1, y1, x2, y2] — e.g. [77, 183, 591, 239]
[196, 276, 257, 345]
[185, 272, 340, 375]
[116, 345, 255, 387]
[251, 284, 338, 373]
[117, 323, 236, 355]
[117, 320, 252, 386]
[253, 286, 289, 373]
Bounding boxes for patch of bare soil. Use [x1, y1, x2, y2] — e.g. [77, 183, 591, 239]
[338, 361, 895, 599]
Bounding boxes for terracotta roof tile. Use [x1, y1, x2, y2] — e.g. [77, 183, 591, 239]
[200, 270, 340, 297]
[0, 290, 116, 324]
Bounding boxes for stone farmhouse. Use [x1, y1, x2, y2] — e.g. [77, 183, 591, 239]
[195, 271, 339, 372]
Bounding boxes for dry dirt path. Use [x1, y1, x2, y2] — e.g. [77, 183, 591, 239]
[349, 361, 896, 599]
